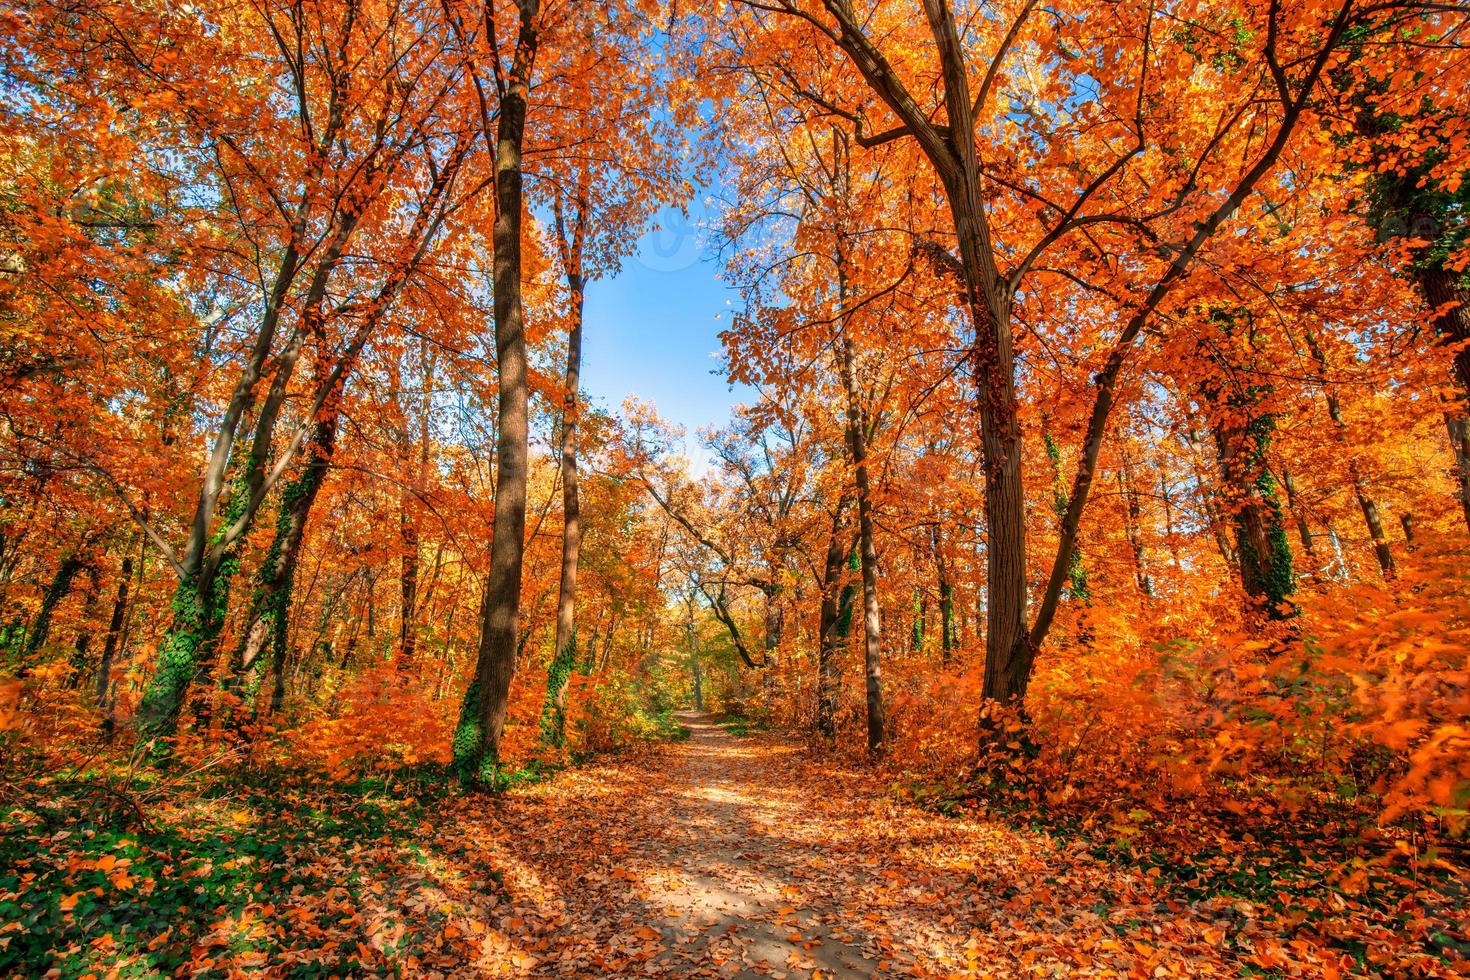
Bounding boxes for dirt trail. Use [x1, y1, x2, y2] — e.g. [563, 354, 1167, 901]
[613, 712, 880, 977]
[461, 713, 1235, 978]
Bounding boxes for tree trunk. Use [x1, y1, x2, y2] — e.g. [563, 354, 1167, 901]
[1043, 429, 1091, 604]
[1157, 457, 1183, 571]
[18, 546, 89, 674]
[1118, 453, 1152, 598]
[598, 617, 616, 673]
[65, 565, 103, 688]
[146, 226, 356, 737]
[929, 137, 1029, 703]
[763, 591, 784, 655]
[1356, 488, 1395, 580]
[267, 585, 294, 716]
[1416, 265, 1470, 533]
[1209, 405, 1296, 622]
[340, 617, 359, 669]
[957, 222, 1029, 704]
[137, 570, 224, 737]
[400, 510, 419, 667]
[140, 498, 245, 735]
[913, 5, 1030, 703]
[1280, 469, 1317, 567]
[1306, 326, 1395, 578]
[932, 523, 955, 664]
[1445, 412, 1470, 533]
[813, 11, 1029, 703]
[96, 556, 133, 707]
[140, 451, 259, 737]
[227, 414, 337, 717]
[544, 191, 586, 747]
[836, 328, 885, 752]
[399, 344, 435, 669]
[816, 503, 850, 739]
[456, 4, 539, 786]
[1418, 264, 1470, 394]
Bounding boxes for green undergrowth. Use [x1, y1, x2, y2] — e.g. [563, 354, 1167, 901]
[0, 752, 494, 978]
[654, 707, 691, 741]
[720, 715, 767, 738]
[0, 709, 705, 977]
[483, 757, 562, 792]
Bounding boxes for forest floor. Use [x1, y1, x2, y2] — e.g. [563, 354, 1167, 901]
[425, 713, 1397, 979]
[4, 713, 1462, 978]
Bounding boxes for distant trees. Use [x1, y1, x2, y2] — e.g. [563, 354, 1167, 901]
[2, 0, 1467, 838]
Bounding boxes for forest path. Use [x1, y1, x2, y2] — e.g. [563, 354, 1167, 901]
[455, 713, 1235, 978]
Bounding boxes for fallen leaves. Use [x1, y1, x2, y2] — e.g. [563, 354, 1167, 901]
[4, 716, 1466, 978]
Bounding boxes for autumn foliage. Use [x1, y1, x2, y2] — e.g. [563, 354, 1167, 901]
[2, 0, 1469, 975]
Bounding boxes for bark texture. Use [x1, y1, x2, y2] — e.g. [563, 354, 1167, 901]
[455, 0, 540, 785]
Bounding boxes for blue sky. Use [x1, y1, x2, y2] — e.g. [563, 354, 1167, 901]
[579, 196, 752, 470]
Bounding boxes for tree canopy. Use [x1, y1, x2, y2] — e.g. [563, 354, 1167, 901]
[2, 0, 1468, 975]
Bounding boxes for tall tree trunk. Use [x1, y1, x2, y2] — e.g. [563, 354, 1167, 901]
[1416, 265, 1470, 533]
[419, 544, 445, 626]
[1356, 489, 1395, 580]
[144, 220, 361, 738]
[1043, 429, 1091, 603]
[959, 234, 1028, 705]
[836, 327, 885, 752]
[915, 6, 1030, 703]
[1280, 469, 1318, 569]
[1306, 326, 1395, 578]
[96, 556, 133, 707]
[760, 0, 1354, 728]
[137, 238, 309, 728]
[400, 511, 419, 666]
[139, 574, 216, 737]
[1206, 391, 1296, 621]
[1444, 412, 1470, 532]
[1118, 452, 1152, 598]
[1325, 520, 1348, 582]
[816, 502, 850, 739]
[544, 194, 585, 747]
[455, 2, 539, 786]
[1046, 423, 1093, 643]
[598, 616, 616, 673]
[133, 117, 471, 738]
[66, 564, 102, 687]
[339, 615, 359, 669]
[226, 414, 338, 716]
[267, 586, 294, 716]
[399, 344, 436, 669]
[1044, 424, 1092, 644]
[808, 11, 1031, 703]
[763, 591, 784, 655]
[1157, 457, 1184, 571]
[1418, 264, 1470, 395]
[366, 571, 377, 639]
[932, 523, 955, 664]
[18, 547, 89, 675]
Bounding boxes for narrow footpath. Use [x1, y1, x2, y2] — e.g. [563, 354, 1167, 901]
[439, 713, 1243, 978]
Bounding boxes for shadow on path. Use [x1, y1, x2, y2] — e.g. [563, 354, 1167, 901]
[454, 711, 1241, 978]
